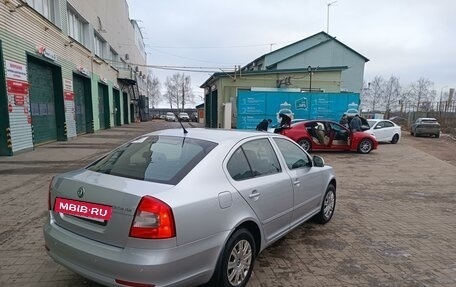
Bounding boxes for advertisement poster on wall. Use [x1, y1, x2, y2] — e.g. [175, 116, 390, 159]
[5, 60, 31, 123]
[237, 89, 360, 129]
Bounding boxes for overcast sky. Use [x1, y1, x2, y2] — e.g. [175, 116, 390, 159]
[127, 0, 456, 107]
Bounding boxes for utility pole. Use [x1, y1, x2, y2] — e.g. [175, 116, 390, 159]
[327, 1, 337, 34]
[307, 66, 313, 92]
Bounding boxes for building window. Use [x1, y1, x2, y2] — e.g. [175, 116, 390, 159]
[109, 48, 119, 68]
[67, 9, 87, 46]
[25, 0, 54, 21]
[94, 33, 105, 58]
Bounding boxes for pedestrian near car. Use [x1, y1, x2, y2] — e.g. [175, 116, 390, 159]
[274, 113, 292, 133]
[349, 114, 362, 132]
[339, 114, 349, 128]
[256, 119, 272, 131]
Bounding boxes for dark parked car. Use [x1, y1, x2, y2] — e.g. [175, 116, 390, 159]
[190, 112, 198, 122]
[410, 118, 440, 138]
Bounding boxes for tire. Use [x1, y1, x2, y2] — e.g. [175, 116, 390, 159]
[315, 184, 336, 224]
[391, 134, 399, 144]
[435, 133, 440, 138]
[410, 130, 414, 136]
[216, 228, 256, 287]
[297, 139, 311, 152]
[358, 139, 373, 154]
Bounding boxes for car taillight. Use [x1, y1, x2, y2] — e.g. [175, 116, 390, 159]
[129, 196, 176, 239]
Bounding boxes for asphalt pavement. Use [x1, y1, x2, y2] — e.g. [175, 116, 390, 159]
[1, 120, 455, 287]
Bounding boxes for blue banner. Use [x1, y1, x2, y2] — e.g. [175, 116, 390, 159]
[237, 90, 360, 129]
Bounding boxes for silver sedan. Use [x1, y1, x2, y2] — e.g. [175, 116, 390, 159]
[44, 128, 336, 287]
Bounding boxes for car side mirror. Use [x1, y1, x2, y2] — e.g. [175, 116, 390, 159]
[313, 155, 325, 167]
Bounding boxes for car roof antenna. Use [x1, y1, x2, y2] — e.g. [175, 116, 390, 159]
[176, 112, 188, 134]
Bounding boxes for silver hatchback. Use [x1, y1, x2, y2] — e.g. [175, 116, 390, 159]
[44, 128, 336, 287]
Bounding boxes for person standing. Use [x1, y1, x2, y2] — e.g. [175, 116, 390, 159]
[274, 113, 292, 133]
[339, 114, 349, 128]
[349, 114, 362, 132]
[256, 119, 272, 131]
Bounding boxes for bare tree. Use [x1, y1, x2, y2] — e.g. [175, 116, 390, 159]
[383, 76, 401, 118]
[147, 71, 161, 108]
[367, 75, 384, 112]
[164, 73, 194, 110]
[409, 78, 436, 111]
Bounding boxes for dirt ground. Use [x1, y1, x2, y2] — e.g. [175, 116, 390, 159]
[400, 132, 456, 167]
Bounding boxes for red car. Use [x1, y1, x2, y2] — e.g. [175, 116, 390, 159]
[280, 120, 378, 154]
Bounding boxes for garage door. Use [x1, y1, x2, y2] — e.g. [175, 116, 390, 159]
[28, 60, 57, 144]
[73, 75, 86, 134]
[98, 83, 109, 129]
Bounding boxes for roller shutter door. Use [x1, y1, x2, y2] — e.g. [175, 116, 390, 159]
[73, 75, 87, 134]
[28, 60, 57, 144]
[98, 83, 109, 129]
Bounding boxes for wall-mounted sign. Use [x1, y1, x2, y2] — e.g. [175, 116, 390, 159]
[14, 95, 25, 106]
[37, 46, 57, 61]
[7, 79, 29, 95]
[64, 91, 74, 101]
[5, 60, 27, 81]
[64, 79, 73, 92]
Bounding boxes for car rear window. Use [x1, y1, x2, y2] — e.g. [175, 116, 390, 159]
[87, 135, 217, 185]
[421, 120, 438, 124]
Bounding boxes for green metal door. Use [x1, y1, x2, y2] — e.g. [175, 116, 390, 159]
[113, 89, 121, 126]
[28, 60, 57, 144]
[98, 83, 109, 129]
[73, 75, 86, 134]
[123, 92, 129, 124]
[0, 40, 12, 155]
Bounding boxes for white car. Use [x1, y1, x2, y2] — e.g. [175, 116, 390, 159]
[178, 112, 190, 122]
[366, 119, 401, 144]
[165, 112, 176, 122]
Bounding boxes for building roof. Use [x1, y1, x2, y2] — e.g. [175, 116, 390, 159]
[200, 66, 348, 88]
[243, 31, 369, 71]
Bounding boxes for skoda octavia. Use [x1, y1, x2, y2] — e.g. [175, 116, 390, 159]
[44, 128, 336, 287]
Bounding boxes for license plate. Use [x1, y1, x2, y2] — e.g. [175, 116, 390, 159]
[54, 197, 112, 221]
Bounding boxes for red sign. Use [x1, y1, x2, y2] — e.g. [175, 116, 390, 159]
[64, 91, 74, 101]
[54, 197, 112, 221]
[14, 95, 25, 106]
[7, 79, 29, 95]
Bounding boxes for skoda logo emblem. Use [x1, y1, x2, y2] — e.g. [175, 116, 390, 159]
[77, 187, 85, 198]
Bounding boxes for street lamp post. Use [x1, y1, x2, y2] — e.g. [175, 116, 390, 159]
[307, 66, 312, 92]
[439, 85, 448, 112]
[327, 1, 337, 34]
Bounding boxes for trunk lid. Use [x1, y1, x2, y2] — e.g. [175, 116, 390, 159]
[50, 169, 173, 248]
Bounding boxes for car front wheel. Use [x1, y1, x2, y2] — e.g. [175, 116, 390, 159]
[297, 139, 311, 152]
[358, 139, 373, 154]
[315, 184, 336, 224]
[216, 228, 256, 287]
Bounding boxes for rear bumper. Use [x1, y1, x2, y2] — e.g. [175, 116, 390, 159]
[44, 218, 228, 287]
[415, 127, 440, 135]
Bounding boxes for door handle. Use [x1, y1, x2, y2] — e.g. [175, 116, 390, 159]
[293, 180, 301, 187]
[248, 190, 260, 200]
